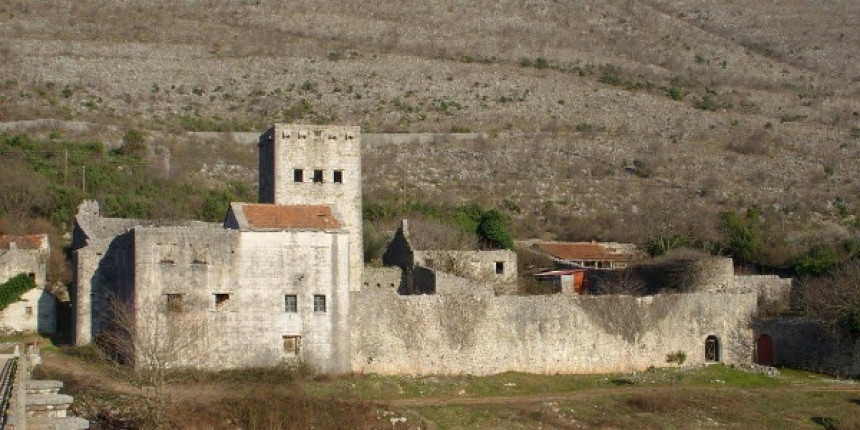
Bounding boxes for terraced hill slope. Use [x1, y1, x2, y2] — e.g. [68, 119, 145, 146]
[1, 0, 858, 264]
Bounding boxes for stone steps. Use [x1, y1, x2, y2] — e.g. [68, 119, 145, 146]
[28, 416, 90, 430]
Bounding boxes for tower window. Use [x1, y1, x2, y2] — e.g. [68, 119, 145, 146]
[294, 169, 303, 182]
[495, 261, 505, 275]
[313, 169, 323, 183]
[333, 170, 343, 183]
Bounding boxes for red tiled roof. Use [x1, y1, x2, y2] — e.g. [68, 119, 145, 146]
[240, 204, 340, 230]
[0, 235, 44, 250]
[534, 242, 634, 262]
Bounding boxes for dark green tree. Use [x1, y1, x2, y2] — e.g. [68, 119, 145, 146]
[476, 210, 513, 250]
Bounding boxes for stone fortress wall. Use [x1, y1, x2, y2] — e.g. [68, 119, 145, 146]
[351, 290, 757, 375]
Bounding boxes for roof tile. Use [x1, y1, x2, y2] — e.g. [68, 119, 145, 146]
[240, 204, 340, 230]
[0, 235, 45, 250]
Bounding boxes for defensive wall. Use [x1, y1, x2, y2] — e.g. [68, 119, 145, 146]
[351, 290, 757, 375]
[755, 317, 860, 377]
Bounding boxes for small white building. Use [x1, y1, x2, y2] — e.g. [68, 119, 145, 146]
[0, 234, 56, 334]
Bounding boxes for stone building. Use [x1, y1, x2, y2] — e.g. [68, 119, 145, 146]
[0, 235, 56, 334]
[72, 124, 358, 373]
[382, 219, 518, 295]
[71, 123, 793, 376]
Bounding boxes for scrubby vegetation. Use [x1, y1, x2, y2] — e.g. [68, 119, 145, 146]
[0, 273, 37, 310]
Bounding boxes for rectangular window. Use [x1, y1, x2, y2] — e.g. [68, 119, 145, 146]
[25, 307, 33, 317]
[293, 169, 303, 182]
[283, 335, 301, 355]
[312, 169, 323, 183]
[495, 261, 505, 275]
[333, 170, 343, 183]
[214, 293, 230, 310]
[313, 295, 326, 312]
[166, 294, 183, 313]
[285, 295, 297, 313]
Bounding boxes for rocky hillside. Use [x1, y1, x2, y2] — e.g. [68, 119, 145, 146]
[0, 0, 858, 266]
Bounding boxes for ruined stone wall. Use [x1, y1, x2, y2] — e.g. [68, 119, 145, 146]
[73, 233, 135, 345]
[363, 267, 402, 291]
[431, 271, 495, 297]
[0, 250, 55, 334]
[260, 124, 363, 292]
[351, 291, 757, 375]
[133, 226, 351, 373]
[755, 317, 860, 377]
[414, 250, 517, 285]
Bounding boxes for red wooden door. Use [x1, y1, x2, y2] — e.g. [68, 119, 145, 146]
[757, 334, 774, 365]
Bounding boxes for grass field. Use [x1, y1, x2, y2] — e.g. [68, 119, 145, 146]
[12, 335, 858, 429]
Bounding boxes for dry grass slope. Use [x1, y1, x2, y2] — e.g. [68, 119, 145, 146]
[0, 0, 857, 256]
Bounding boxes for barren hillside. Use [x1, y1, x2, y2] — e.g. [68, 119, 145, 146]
[0, 0, 858, 265]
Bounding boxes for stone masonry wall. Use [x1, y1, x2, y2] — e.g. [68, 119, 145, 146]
[414, 250, 517, 285]
[351, 291, 757, 375]
[363, 267, 402, 291]
[260, 124, 363, 292]
[755, 317, 860, 377]
[133, 226, 351, 373]
[0, 250, 55, 334]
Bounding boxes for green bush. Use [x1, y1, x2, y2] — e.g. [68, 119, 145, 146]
[118, 129, 146, 158]
[477, 210, 514, 250]
[0, 273, 37, 311]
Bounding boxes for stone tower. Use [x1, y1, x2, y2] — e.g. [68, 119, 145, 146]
[258, 124, 363, 291]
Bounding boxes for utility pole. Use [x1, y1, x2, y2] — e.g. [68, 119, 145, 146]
[82, 165, 86, 194]
[64, 148, 68, 186]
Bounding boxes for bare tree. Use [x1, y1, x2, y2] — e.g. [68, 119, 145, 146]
[99, 293, 203, 428]
[794, 261, 860, 335]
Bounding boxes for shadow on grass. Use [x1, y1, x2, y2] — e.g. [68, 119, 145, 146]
[811, 416, 839, 430]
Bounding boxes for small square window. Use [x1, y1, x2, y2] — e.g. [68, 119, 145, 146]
[313, 295, 326, 312]
[495, 261, 505, 275]
[214, 293, 230, 310]
[283, 335, 301, 355]
[294, 169, 303, 182]
[333, 170, 343, 183]
[285, 295, 297, 313]
[312, 169, 323, 183]
[166, 294, 183, 313]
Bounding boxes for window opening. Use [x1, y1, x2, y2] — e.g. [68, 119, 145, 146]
[214, 293, 230, 310]
[333, 170, 343, 183]
[495, 261, 505, 275]
[283, 335, 301, 355]
[166, 294, 184, 313]
[285, 295, 297, 313]
[313, 295, 326, 312]
[25, 307, 33, 317]
[312, 169, 323, 183]
[294, 169, 304, 182]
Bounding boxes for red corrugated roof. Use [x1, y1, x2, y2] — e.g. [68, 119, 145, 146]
[534, 242, 634, 262]
[240, 204, 340, 230]
[0, 235, 44, 250]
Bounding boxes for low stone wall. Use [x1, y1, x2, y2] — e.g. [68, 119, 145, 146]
[363, 267, 402, 291]
[351, 291, 757, 375]
[433, 271, 495, 297]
